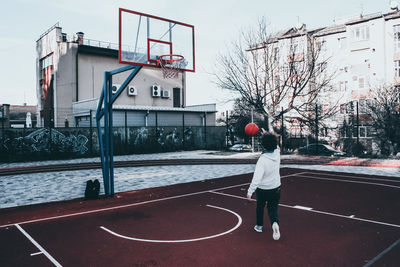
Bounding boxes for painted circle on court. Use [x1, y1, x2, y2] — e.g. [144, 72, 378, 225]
[100, 204, 242, 243]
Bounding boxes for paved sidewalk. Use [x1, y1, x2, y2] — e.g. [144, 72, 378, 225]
[0, 151, 398, 209]
[1, 150, 399, 169]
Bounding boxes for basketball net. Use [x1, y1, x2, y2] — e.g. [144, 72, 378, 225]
[157, 55, 185, 79]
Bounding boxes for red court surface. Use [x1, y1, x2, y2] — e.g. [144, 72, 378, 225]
[0, 168, 399, 266]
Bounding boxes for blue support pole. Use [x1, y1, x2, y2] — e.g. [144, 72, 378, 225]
[103, 72, 111, 196]
[108, 74, 115, 196]
[96, 65, 142, 197]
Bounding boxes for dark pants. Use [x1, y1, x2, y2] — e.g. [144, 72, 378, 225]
[256, 186, 281, 226]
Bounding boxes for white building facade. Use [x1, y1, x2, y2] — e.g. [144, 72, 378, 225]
[261, 5, 400, 150]
[36, 24, 216, 128]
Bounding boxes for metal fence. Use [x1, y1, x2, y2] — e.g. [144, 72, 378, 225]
[0, 126, 226, 163]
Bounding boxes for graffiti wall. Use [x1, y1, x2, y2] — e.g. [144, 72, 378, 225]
[0, 126, 225, 162]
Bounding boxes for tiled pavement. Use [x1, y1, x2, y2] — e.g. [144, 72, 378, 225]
[0, 151, 398, 209]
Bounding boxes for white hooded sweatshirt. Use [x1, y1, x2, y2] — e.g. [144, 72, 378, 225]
[247, 149, 281, 197]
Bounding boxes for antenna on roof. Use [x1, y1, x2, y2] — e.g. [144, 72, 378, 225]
[296, 16, 301, 29]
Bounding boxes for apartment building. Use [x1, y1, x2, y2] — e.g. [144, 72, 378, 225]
[36, 23, 216, 128]
[257, 4, 400, 148]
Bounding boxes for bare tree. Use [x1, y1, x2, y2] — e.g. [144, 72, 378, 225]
[368, 84, 400, 155]
[214, 18, 337, 132]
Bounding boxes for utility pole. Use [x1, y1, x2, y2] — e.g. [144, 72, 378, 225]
[1, 106, 3, 150]
[281, 107, 284, 152]
[226, 110, 229, 147]
[251, 108, 254, 152]
[356, 100, 359, 145]
[315, 103, 319, 153]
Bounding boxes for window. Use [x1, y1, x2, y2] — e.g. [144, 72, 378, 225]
[274, 76, 280, 89]
[352, 127, 358, 138]
[290, 38, 304, 54]
[273, 47, 279, 61]
[290, 61, 303, 73]
[357, 126, 373, 138]
[358, 99, 365, 113]
[359, 127, 366, 138]
[316, 39, 327, 52]
[339, 81, 348, 91]
[40, 54, 53, 70]
[350, 25, 370, 42]
[39, 53, 54, 78]
[347, 102, 354, 114]
[366, 126, 374, 137]
[358, 77, 365, 89]
[394, 25, 400, 50]
[340, 104, 346, 114]
[395, 60, 400, 77]
[290, 39, 299, 53]
[321, 104, 329, 114]
[338, 37, 347, 49]
[173, 88, 181, 108]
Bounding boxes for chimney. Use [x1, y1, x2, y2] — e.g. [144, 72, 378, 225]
[76, 32, 84, 45]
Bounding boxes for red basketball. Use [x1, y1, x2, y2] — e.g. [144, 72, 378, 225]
[245, 123, 259, 136]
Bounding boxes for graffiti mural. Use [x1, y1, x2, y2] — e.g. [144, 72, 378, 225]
[157, 128, 182, 149]
[4, 128, 88, 155]
[0, 126, 225, 162]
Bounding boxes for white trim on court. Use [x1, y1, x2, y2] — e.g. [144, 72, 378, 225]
[100, 204, 242, 243]
[294, 205, 313, 211]
[30, 251, 44, 256]
[300, 172, 400, 183]
[15, 224, 62, 267]
[209, 191, 400, 228]
[0, 172, 308, 229]
[293, 175, 400, 189]
[363, 238, 400, 267]
[0, 183, 246, 229]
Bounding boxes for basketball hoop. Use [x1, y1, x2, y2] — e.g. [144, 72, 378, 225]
[157, 54, 185, 79]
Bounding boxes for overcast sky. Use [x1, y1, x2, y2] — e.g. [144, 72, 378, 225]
[0, 0, 391, 112]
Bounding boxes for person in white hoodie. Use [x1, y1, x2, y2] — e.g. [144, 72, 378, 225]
[247, 132, 281, 240]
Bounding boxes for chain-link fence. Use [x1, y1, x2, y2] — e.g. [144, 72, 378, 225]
[0, 126, 226, 163]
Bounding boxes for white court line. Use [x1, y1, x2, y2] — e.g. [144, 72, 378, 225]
[294, 175, 400, 189]
[15, 224, 62, 267]
[0, 172, 306, 228]
[209, 191, 400, 228]
[30, 251, 44, 256]
[363, 238, 400, 267]
[0, 183, 247, 228]
[100, 204, 242, 243]
[300, 171, 400, 183]
[293, 205, 313, 211]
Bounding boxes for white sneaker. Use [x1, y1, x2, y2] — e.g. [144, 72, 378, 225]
[272, 222, 280, 240]
[254, 225, 263, 232]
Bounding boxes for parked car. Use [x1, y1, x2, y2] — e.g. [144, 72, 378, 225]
[297, 144, 346, 156]
[229, 144, 252, 152]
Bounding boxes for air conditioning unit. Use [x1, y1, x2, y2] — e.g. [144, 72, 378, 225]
[161, 90, 170, 98]
[127, 85, 137, 96]
[111, 84, 120, 94]
[151, 85, 161, 97]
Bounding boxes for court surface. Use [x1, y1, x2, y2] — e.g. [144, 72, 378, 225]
[0, 168, 399, 266]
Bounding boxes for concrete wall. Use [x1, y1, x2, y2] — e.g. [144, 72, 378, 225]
[56, 42, 78, 127]
[77, 52, 186, 108]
